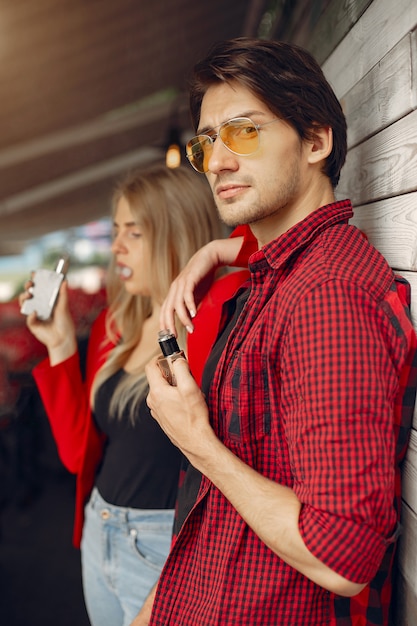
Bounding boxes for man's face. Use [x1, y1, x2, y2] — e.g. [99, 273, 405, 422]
[198, 82, 313, 243]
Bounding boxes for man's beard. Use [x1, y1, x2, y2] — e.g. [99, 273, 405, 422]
[215, 166, 301, 230]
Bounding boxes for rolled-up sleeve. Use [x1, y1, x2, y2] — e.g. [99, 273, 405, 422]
[281, 279, 406, 582]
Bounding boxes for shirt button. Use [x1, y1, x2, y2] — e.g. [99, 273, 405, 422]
[101, 509, 111, 520]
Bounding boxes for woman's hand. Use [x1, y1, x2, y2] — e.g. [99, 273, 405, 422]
[19, 280, 77, 365]
[160, 237, 244, 336]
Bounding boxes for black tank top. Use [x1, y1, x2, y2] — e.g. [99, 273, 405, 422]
[93, 369, 182, 509]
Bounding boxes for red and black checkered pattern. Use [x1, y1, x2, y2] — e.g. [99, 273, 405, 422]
[151, 200, 417, 625]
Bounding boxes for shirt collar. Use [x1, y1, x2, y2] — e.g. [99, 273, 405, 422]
[249, 199, 353, 271]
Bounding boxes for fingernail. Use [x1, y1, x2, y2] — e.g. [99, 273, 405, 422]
[186, 325, 194, 334]
[189, 309, 196, 319]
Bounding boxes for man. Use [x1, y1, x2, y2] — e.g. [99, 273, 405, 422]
[133, 38, 417, 625]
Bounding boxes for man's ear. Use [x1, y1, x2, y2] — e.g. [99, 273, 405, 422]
[307, 126, 333, 164]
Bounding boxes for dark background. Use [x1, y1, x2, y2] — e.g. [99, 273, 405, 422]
[0, 385, 90, 626]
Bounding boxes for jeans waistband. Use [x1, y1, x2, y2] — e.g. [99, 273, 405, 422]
[89, 487, 175, 525]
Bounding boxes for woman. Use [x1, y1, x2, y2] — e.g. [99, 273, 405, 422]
[19, 164, 232, 626]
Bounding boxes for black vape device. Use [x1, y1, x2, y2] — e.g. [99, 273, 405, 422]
[157, 329, 186, 386]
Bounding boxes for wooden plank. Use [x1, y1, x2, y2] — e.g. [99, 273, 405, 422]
[322, 0, 417, 97]
[348, 193, 417, 272]
[397, 503, 417, 599]
[337, 110, 417, 206]
[342, 32, 416, 148]
[392, 569, 417, 626]
[309, 0, 372, 64]
[413, 28, 417, 111]
[272, 0, 322, 43]
[402, 429, 417, 512]
[271, 0, 371, 65]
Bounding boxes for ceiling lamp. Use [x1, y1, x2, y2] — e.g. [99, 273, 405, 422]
[165, 125, 182, 169]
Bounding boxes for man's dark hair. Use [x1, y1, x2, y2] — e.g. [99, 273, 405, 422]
[189, 37, 347, 188]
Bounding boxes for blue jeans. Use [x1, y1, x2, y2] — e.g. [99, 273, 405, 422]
[80, 488, 174, 626]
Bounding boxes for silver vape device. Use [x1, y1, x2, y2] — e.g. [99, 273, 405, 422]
[157, 329, 186, 386]
[21, 256, 69, 321]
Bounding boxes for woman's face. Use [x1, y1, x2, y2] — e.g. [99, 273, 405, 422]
[110, 196, 152, 297]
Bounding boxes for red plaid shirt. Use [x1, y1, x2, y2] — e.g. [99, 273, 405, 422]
[150, 200, 417, 625]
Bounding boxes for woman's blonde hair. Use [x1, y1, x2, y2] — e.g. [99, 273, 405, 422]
[91, 163, 223, 421]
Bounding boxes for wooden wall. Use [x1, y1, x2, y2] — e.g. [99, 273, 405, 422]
[275, 0, 417, 622]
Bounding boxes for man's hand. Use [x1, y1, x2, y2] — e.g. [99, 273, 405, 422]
[146, 356, 216, 464]
[146, 357, 366, 599]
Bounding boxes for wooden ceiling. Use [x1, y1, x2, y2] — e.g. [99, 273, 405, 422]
[0, 0, 272, 254]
